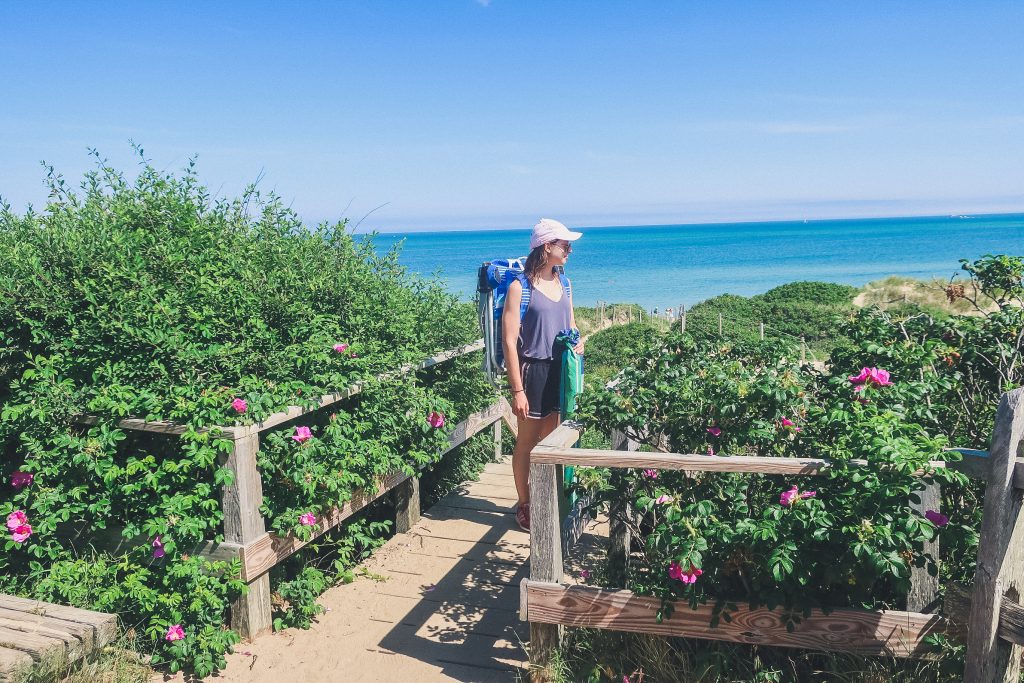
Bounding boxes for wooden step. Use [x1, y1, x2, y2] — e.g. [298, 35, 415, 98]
[0, 595, 117, 680]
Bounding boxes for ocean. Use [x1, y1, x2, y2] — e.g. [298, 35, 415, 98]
[369, 214, 1024, 309]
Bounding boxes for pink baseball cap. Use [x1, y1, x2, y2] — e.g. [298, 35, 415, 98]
[530, 218, 583, 250]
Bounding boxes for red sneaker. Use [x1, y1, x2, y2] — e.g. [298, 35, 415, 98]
[515, 503, 531, 532]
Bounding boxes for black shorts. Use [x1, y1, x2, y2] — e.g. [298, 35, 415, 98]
[520, 356, 561, 420]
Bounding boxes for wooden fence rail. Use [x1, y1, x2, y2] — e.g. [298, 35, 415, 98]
[524, 387, 1024, 683]
[73, 339, 516, 640]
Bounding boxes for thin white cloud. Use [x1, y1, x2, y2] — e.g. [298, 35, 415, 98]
[475, 0, 492, 6]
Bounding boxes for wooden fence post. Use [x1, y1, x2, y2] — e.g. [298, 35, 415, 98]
[964, 388, 1024, 682]
[529, 459, 564, 681]
[681, 308, 686, 334]
[222, 433, 273, 639]
[759, 321, 765, 340]
[907, 479, 941, 612]
[608, 430, 638, 587]
[494, 419, 503, 459]
[392, 476, 420, 534]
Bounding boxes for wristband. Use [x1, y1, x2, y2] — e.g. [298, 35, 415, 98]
[512, 388, 525, 394]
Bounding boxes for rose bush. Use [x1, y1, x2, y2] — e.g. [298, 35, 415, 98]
[0, 153, 495, 675]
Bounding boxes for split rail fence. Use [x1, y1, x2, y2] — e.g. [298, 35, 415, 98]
[79, 338, 517, 640]
[522, 387, 1024, 683]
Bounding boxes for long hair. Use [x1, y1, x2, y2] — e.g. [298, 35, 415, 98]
[523, 245, 550, 284]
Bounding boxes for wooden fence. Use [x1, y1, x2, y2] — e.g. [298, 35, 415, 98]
[522, 387, 1024, 683]
[81, 338, 517, 640]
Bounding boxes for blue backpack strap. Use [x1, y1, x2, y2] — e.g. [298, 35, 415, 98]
[558, 272, 571, 301]
[516, 272, 531, 319]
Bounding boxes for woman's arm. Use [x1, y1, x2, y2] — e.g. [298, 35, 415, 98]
[502, 279, 529, 419]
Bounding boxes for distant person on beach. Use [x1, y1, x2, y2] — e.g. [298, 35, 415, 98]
[502, 218, 583, 531]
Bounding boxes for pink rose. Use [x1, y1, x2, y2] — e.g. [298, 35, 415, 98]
[642, 469, 658, 479]
[299, 512, 317, 527]
[427, 411, 446, 429]
[10, 471, 33, 489]
[849, 367, 894, 387]
[6, 510, 28, 531]
[292, 426, 313, 443]
[869, 368, 893, 386]
[780, 486, 816, 506]
[655, 494, 673, 505]
[848, 367, 872, 385]
[10, 522, 32, 544]
[781, 417, 802, 432]
[925, 509, 949, 527]
[152, 535, 165, 559]
[668, 561, 703, 584]
[580, 569, 591, 580]
[706, 446, 715, 456]
[707, 426, 722, 437]
[231, 398, 248, 414]
[165, 624, 185, 642]
[333, 343, 349, 353]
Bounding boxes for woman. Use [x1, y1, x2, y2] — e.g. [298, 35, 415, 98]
[502, 218, 583, 531]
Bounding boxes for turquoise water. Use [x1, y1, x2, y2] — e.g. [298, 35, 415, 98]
[370, 214, 1024, 309]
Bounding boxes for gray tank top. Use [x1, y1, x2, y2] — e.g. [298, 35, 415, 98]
[518, 279, 572, 360]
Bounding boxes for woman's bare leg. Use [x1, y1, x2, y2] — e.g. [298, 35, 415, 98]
[512, 412, 563, 506]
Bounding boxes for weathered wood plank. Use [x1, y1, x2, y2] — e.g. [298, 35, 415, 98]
[0, 595, 117, 647]
[0, 613, 87, 662]
[240, 470, 411, 581]
[532, 447, 957, 478]
[522, 580, 954, 659]
[528, 460, 565, 680]
[0, 624, 70, 663]
[221, 433, 273, 639]
[439, 402, 505, 457]
[965, 388, 1024, 682]
[537, 424, 582, 450]
[392, 476, 421, 535]
[0, 645, 33, 679]
[908, 479, 941, 612]
[232, 340, 485, 437]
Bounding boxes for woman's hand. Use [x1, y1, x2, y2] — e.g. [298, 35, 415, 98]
[574, 339, 585, 355]
[512, 391, 530, 419]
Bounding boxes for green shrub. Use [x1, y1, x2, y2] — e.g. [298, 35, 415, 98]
[0, 152, 493, 675]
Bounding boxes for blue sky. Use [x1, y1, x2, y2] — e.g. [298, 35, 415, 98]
[2, 2, 1023, 231]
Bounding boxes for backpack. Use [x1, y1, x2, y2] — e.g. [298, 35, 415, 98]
[477, 258, 571, 385]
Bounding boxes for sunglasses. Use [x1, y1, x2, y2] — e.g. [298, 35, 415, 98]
[550, 241, 573, 252]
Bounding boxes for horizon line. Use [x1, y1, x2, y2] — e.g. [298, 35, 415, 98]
[363, 209, 1024, 237]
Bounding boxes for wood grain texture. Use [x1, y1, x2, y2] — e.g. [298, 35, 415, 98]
[232, 339, 485, 437]
[240, 469, 411, 581]
[220, 434, 273, 639]
[392, 476, 421, 534]
[908, 479, 941, 612]
[531, 447, 957, 478]
[0, 594, 117, 676]
[439, 401, 504, 457]
[529, 462, 565, 677]
[536, 424, 582, 450]
[0, 596, 117, 647]
[0, 645, 33, 679]
[522, 581, 955, 659]
[965, 388, 1024, 683]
